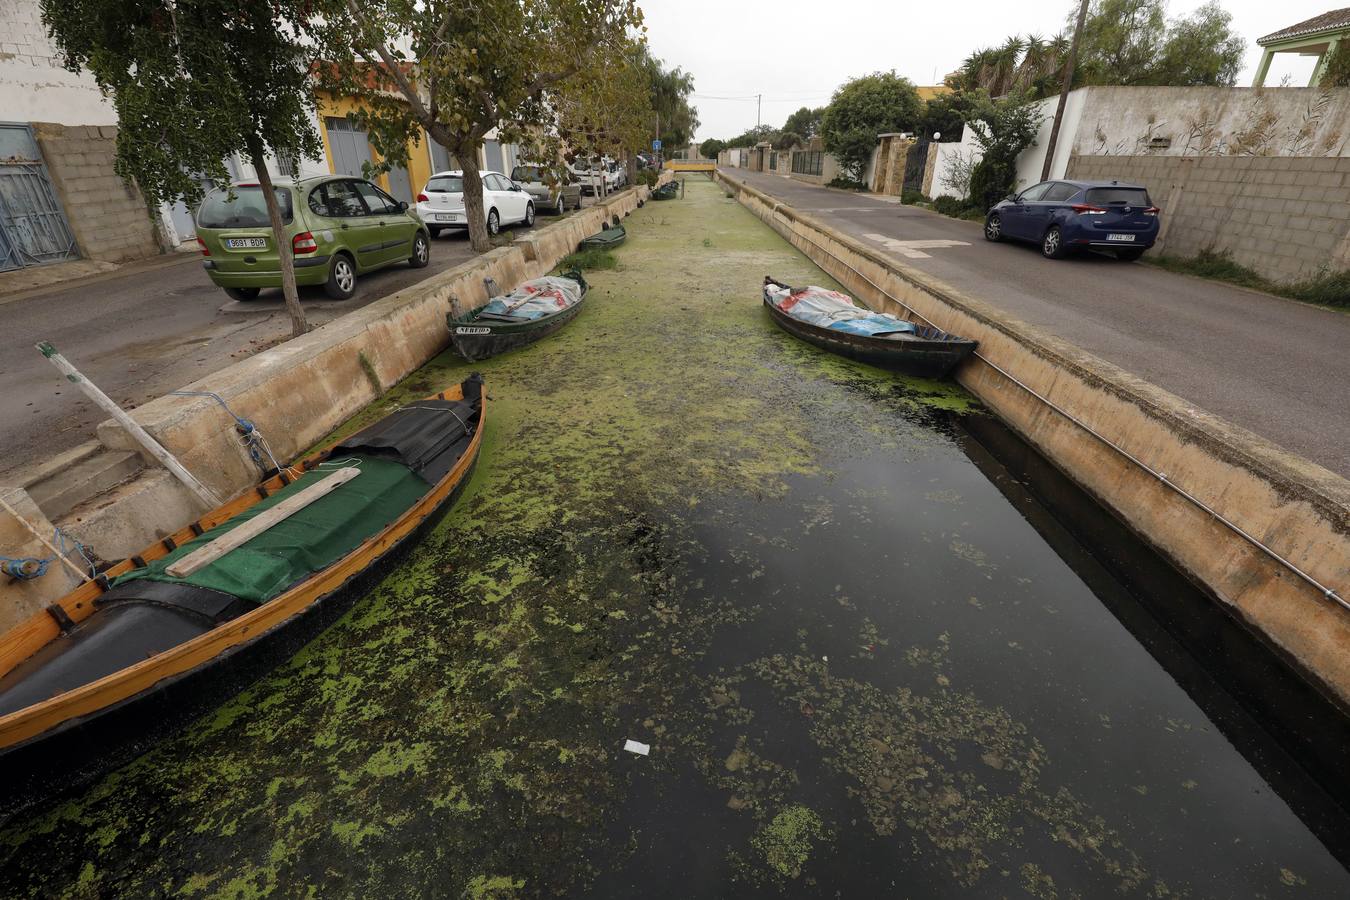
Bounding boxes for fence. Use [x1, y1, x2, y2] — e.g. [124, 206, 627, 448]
[791, 150, 823, 177]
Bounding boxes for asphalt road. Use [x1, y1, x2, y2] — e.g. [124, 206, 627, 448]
[0, 230, 481, 480]
[728, 169, 1350, 478]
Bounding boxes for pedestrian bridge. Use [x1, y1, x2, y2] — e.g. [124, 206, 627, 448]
[664, 160, 715, 172]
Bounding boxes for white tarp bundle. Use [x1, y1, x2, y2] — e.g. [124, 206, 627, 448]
[765, 283, 917, 338]
[483, 276, 583, 320]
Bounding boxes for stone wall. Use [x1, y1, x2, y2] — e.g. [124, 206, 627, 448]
[1067, 152, 1350, 282]
[32, 122, 165, 264]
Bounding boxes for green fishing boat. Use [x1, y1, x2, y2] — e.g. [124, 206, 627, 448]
[652, 181, 680, 200]
[448, 270, 589, 362]
[580, 219, 626, 250]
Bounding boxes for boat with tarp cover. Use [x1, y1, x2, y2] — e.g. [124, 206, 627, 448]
[0, 375, 486, 815]
[448, 270, 588, 362]
[763, 276, 977, 378]
[579, 219, 626, 250]
[652, 181, 680, 200]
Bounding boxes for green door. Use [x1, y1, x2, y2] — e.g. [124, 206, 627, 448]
[353, 181, 414, 265]
[308, 179, 383, 270]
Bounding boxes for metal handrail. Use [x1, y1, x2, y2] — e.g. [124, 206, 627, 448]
[771, 208, 1348, 614]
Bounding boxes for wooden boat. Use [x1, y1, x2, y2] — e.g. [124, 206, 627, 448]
[763, 277, 977, 378]
[652, 181, 679, 200]
[448, 270, 588, 362]
[579, 219, 626, 250]
[0, 375, 486, 815]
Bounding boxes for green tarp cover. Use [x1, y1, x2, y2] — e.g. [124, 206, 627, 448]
[112, 456, 428, 604]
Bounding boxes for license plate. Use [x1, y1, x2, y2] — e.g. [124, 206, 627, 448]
[456, 326, 492, 335]
[435, 214, 459, 223]
[1107, 233, 1135, 242]
[224, 237, 267, 249]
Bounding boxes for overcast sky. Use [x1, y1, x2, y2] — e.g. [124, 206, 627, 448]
[641, 0, 1328, 143]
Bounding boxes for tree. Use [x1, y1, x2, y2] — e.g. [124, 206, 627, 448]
[820, 72, 923, 181]
[43, 0, 319, 336]
[555, 36, 655, 192]
[725, 125, 777, 149]
[637, 48, 698, 150]
[1152, 1, 1245, 86]
[311, 0, 643, 252]
[699, 138, 727, 159]
[1076, 0, 1166, 86]
[966, 94, 1045, 211]
[782, 106, 824, 138]
[917, 90, 990, 141]
[774, 131, 804, 151]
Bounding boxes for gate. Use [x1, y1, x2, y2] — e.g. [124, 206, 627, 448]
[902, 139, 932, 196]
[0, 124, 79, 272]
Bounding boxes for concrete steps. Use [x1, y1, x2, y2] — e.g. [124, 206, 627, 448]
[23, 442, 145, 521]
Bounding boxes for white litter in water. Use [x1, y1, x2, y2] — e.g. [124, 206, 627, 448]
[623, 739, 651, 756]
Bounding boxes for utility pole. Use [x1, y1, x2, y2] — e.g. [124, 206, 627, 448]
[1041, 0, 1090, 181]
[756, 94, 762, 130]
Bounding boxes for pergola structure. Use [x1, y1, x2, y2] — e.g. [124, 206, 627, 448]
[1254, 8, 1350, 86]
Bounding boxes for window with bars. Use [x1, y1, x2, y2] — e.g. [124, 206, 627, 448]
[791, 150, 823, 176]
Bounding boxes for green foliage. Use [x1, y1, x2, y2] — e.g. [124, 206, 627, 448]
[917, 90, 989, 140]
[1077, 0, 1243, 87]
[956, 34, 1071, 99]
[1320, 43, 1350, 88]
[965, 94, 1044, 212]
[826, 176, 867, 190]
[821, 72, 923, 181]
[930, 195, 973, 218]
[636, 168, 659, 187]
[782, 106, 824, 138]
[309, 0, 644, 252]
[41, 0, 321, 208]
[1150, 250, 1350, 308]
[559, 247, 618, 272]
[636, 48, 699, 149]
[901, 188, 928, 204]
[725, 125, 777, 149]
[774, 131, 804, 151]
[699, 138, 727, 159]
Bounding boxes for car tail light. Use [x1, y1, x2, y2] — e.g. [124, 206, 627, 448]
[1070, 203, 1106, 215]
[417, 192, 429, 202]
[292, 231, 318, 254]
[196, 237, 210, 256]
[1142, 206, 1160, 216]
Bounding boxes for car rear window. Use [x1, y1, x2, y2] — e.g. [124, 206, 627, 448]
[1086, 187, 1151, 206]
[197, 186, 293, 228]
[426, 175, 464, 193]
[512, 166, 542, 182]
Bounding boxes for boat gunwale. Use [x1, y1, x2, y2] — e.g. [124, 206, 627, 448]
[0, 383, 486, 751]
[761, 291, 978, 357]
[449, 274, 589, 335]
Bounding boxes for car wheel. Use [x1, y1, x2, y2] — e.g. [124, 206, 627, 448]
[428, 226, 443, 238]
[487, 209, 500, 235]
[224, 287, 261, 301]
[983, 214, 1003, 242]
[1041, 225, 1067, 259]
[524, 202, 535, 227]
[325, 253, 357, 300]
[1117, 248, 1145, 262]
[409, 232, 430, 268]
[556, 194, 568, 214]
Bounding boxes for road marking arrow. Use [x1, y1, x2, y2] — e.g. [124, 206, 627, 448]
[862, 233, 971, 259]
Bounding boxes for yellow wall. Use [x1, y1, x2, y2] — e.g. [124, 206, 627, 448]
[315, 93, 433, 196]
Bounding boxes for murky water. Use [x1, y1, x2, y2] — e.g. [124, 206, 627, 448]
[2, 178, 1346, 897]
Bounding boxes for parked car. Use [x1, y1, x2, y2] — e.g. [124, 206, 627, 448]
[417, 169, 536, 237]
[569, 156, 623, 195]
[195, 175, 430, 301]
[511, 164, 583, 213]
[983, 180, 1159, 260]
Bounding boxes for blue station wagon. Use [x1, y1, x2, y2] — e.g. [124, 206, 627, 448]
[983, 180, 1160, 260]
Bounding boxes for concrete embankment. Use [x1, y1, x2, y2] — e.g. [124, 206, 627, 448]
[716, 169, 1350, 711]
[0, 177, 669, 629]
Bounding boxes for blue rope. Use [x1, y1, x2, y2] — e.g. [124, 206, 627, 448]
[1, 526, 96, 581]
[170, 390, 286, 474]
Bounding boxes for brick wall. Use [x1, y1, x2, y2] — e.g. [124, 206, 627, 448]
[1067, 153, 1350, 283]
[0, 0, 63, 68]
[32, 122, 165, 264]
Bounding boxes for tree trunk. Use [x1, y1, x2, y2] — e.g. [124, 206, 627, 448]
[247, 138, 308, 337]
[1041, 0, 1090, 182]
[460, 150, 491, 253]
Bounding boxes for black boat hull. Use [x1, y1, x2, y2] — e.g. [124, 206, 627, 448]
[449, 296, 585, 362]
[763, 297, 977, 378]
[0, 452, 478, 823]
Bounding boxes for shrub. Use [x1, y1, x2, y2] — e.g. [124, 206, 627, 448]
[826, 176, 867, 190]
[965, 94, 1044, 212]
[901, 188, 928, 205]
[637, 169, 659, 188]
[820, 71, 923, 182]
[559, 247, 618, 272]
[931, 195, 969, 217]
[1290, 269, 1350, 307]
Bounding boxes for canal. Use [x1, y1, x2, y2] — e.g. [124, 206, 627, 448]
[2, 177, 1347, 897]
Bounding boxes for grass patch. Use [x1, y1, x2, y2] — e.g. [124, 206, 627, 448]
[557, 247, 618, 272]
[1147, 249, 1349, 309]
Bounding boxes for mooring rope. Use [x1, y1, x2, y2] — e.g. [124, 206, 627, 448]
[170, 390, 297, 478]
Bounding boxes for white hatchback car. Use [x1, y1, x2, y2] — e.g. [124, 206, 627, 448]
[416, 170, 536, 237]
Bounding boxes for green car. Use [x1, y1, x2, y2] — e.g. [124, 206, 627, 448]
[195, 175, 431, 301]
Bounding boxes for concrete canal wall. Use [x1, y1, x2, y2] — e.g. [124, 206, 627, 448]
[0, 177, 669, 630]
[715, 168, 1350, 712]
